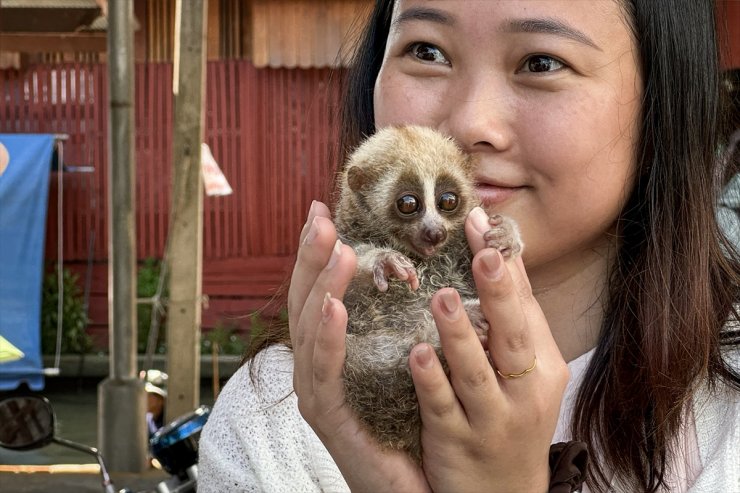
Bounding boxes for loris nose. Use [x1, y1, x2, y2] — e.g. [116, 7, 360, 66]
[424, 227, 447, 245]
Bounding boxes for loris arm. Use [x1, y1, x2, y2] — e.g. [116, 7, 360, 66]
[353, 244, 420, 292]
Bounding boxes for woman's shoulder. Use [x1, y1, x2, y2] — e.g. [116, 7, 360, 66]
[241, 343, 296, 400]
[205, 344, 297, 416]
[695, 317, 740, 429]
[198, 344, 350, 493]
[689, 343, 740, 491]
[202, 343, 298, 435]
[198, 345, 312, 491]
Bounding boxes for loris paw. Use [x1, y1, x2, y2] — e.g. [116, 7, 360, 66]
[484, 215, 523, 259]
[373, 251, 419, 292]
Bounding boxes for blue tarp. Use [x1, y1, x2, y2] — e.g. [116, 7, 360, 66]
[0, 134, 55, 390]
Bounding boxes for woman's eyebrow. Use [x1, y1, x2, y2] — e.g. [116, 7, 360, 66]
[504, 17, 602, 51]
[391, 7, 455, 31]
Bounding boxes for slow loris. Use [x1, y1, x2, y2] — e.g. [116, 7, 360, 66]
[335, 125, 522, 462]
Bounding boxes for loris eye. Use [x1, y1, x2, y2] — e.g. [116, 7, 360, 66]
[397, 194, 420, 215]
[437, 192, 459, 212]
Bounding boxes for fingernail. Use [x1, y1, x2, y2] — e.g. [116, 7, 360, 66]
[303, 217, 319, 245]
[326, 239, 342, 269]
[414, 345, 433, 369]
[470, 207, 489, 234]
[321, 292, 333, 323]
[439, 289, 460, 318]
[480, 250, 503, 280]
[305, 200, 321, 223]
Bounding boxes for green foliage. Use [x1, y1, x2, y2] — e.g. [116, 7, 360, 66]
[137, 258, 167, 354]
[40, 266, 92, 355]
[242, 307, 288, 352]
[201, 321, 246, 355]
[202, 310, 287, 357]
[248, 312, 266, 345]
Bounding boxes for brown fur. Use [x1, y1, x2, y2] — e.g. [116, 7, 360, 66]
[335, 125, 522, 462]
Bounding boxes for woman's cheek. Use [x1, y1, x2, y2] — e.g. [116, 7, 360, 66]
[374, 71, 450, 128]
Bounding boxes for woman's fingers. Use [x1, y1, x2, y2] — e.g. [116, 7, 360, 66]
[507, 255, 560, 353]
[409, 340, 466, 433]
[299, 200, 332, 243]
[431, 289, 501, 411]
[464, 206, 493, 254]
[465, 206, 559, 373]
[409, 207, 567, 493]
[304, 296, 350, 424]
[472, 249, 535, 384]
[293, 240, 357, 388]
[288, 201, 335, 340]
[288, 200, 358, 397]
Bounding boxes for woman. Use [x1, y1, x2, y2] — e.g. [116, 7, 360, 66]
[198, 1, 740, 491]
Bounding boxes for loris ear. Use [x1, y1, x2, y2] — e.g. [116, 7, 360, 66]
[347, 165, 370, 192]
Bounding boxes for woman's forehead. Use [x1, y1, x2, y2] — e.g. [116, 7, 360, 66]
[389, 0, 631, 43]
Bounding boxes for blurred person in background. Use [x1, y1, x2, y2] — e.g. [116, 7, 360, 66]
[141, 369, 167, 437]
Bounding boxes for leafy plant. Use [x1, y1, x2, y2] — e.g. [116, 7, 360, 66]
[240, 307, 290, 357]
[40, 266, 92, 355]
[247, 312, 266, 345]
[201, 321, 246, 356]
[137, 257, 167, 354]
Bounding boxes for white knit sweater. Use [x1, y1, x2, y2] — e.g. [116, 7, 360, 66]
[198, 344, 740, 492]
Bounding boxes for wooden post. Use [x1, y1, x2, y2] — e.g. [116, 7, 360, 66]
[206, 0, 220, 60]
[166, 0, 207, 423]
[98, 0, 148, 472]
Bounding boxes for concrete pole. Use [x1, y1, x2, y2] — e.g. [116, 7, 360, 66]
[98, 0, 148, 472]
[166, 0, 207, 423]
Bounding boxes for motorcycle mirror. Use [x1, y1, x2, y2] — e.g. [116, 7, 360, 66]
[0, 396, 55, 451]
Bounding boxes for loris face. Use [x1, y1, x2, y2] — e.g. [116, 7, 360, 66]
[344, 126, 477, 258]
[387, 167, 473, 257]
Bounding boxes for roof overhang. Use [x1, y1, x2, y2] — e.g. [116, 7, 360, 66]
[0, 0, 102, 33]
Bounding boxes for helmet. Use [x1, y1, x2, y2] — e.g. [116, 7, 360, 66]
[140, 369, 168, 398]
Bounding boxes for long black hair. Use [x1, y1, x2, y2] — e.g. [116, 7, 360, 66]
[572, 1, 740, 491]
[338, 1, 393, 159]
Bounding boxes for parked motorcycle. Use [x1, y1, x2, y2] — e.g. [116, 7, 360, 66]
[0, 395, 209, 493]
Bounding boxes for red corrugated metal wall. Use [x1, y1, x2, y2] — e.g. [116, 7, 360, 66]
[0, 61, 343, 342]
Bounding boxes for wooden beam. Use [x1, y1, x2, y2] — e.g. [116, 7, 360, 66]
[133, 0, 147, 61]
[0, 6, 100, 33]
[206, 0, 219, 60]
[0, 33, 107, 53]
[166, 0, 207, 423]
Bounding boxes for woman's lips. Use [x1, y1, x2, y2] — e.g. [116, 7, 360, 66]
[475, 183, 524, 206]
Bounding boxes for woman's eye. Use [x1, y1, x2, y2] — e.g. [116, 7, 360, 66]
[408, 42, 450, 65]
[437, 192, 459, 212]
[397, 194, 420, 215]
[522, 55, 564, 73]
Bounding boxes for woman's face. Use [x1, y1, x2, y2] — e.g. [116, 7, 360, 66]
[374, 0, 642, 282]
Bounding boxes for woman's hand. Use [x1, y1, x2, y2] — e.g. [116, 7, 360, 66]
[410, 207, 570, 493]
[288, 201, 431, 492]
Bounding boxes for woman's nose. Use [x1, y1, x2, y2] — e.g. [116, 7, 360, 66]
[438, 77, 514, 154]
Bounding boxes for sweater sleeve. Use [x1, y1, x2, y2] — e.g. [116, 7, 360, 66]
[198, 345, 350, 493]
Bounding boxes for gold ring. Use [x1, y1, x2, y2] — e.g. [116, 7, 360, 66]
[496, 356, 537, 379]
